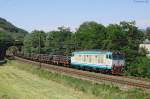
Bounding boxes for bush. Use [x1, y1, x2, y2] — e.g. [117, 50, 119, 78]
[127, 56, 150, 78]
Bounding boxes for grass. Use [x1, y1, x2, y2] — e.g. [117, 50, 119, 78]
[0, 60, 150, 99]
[0, 61, 99, 99]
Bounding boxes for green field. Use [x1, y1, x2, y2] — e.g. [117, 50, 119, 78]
[0, 61, 99, 99]
[0, 61, 150, 99]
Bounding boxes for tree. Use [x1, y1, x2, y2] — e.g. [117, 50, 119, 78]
[0, 31, 14, 60]
[45, 26, 72, 55]
[120, 21, 144, 60]
[120, 21, 144, 48]
[104, 24, 127, 50]
[146, 27, 150, 40]
[75, 21, 106, 50]
[0, 17, 28, 42]
[23, 30, 46, 54]
[127, 57, 150, 78]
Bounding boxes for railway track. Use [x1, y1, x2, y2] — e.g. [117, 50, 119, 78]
[14, 56, 150, 89]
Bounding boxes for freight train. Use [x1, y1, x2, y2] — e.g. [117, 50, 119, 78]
[16, 50, 125, 75]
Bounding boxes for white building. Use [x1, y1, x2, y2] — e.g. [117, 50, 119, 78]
[139, 39, 150, 56]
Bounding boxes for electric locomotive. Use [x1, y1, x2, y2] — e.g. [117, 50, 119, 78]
[71, 51, 125, 74]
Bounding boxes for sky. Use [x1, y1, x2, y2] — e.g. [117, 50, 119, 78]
[0, 0, 150, 32]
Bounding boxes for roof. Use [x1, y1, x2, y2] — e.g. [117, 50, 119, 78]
[72, 51, 112, 55]
[143, 39, 150, 44]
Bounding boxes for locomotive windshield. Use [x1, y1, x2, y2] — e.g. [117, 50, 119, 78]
[112, 53, 124, 60]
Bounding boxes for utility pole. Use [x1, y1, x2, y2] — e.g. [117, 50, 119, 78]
[75, 32, 77, 51]
[39, 33, 41, 68]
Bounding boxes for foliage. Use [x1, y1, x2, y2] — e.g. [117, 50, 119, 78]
[22, 21, 150, 78]
[0, 17, 28, 60]
[0, 31, 13, 46]
[75, 21, 106, 50]
[46, 26, 72, 55]
[23, 30, 46, 54]
[127, 57, 150, 78]
[146, 27, 150, 40]
[0, 17, 28, 42]
[0, 31, 14, 60]
[104, 24, 127, 50]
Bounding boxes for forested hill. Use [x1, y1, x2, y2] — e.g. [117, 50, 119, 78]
[0, 17, 28, 42]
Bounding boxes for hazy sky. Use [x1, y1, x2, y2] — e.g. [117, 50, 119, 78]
[0, 0, 150, 32]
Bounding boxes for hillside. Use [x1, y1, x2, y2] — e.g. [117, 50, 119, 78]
[0, 17, 28, 60]
[0, 17, 28, 41]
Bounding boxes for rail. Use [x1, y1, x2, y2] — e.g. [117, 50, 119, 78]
[14, 56, 150, 89]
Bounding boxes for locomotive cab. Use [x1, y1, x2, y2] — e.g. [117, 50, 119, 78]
[71, 51, 125, 75]
[111, 52, 125, 74]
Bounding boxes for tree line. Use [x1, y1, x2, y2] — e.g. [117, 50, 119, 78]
[22, 21, 150, 78]
[1, 19, 150, 78]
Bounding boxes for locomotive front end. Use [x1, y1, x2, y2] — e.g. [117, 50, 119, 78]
[111, 52, 125, 75]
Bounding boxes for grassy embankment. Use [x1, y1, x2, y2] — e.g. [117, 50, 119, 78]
[0, 61, 99, 99]
[0, 60, 150, 99]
